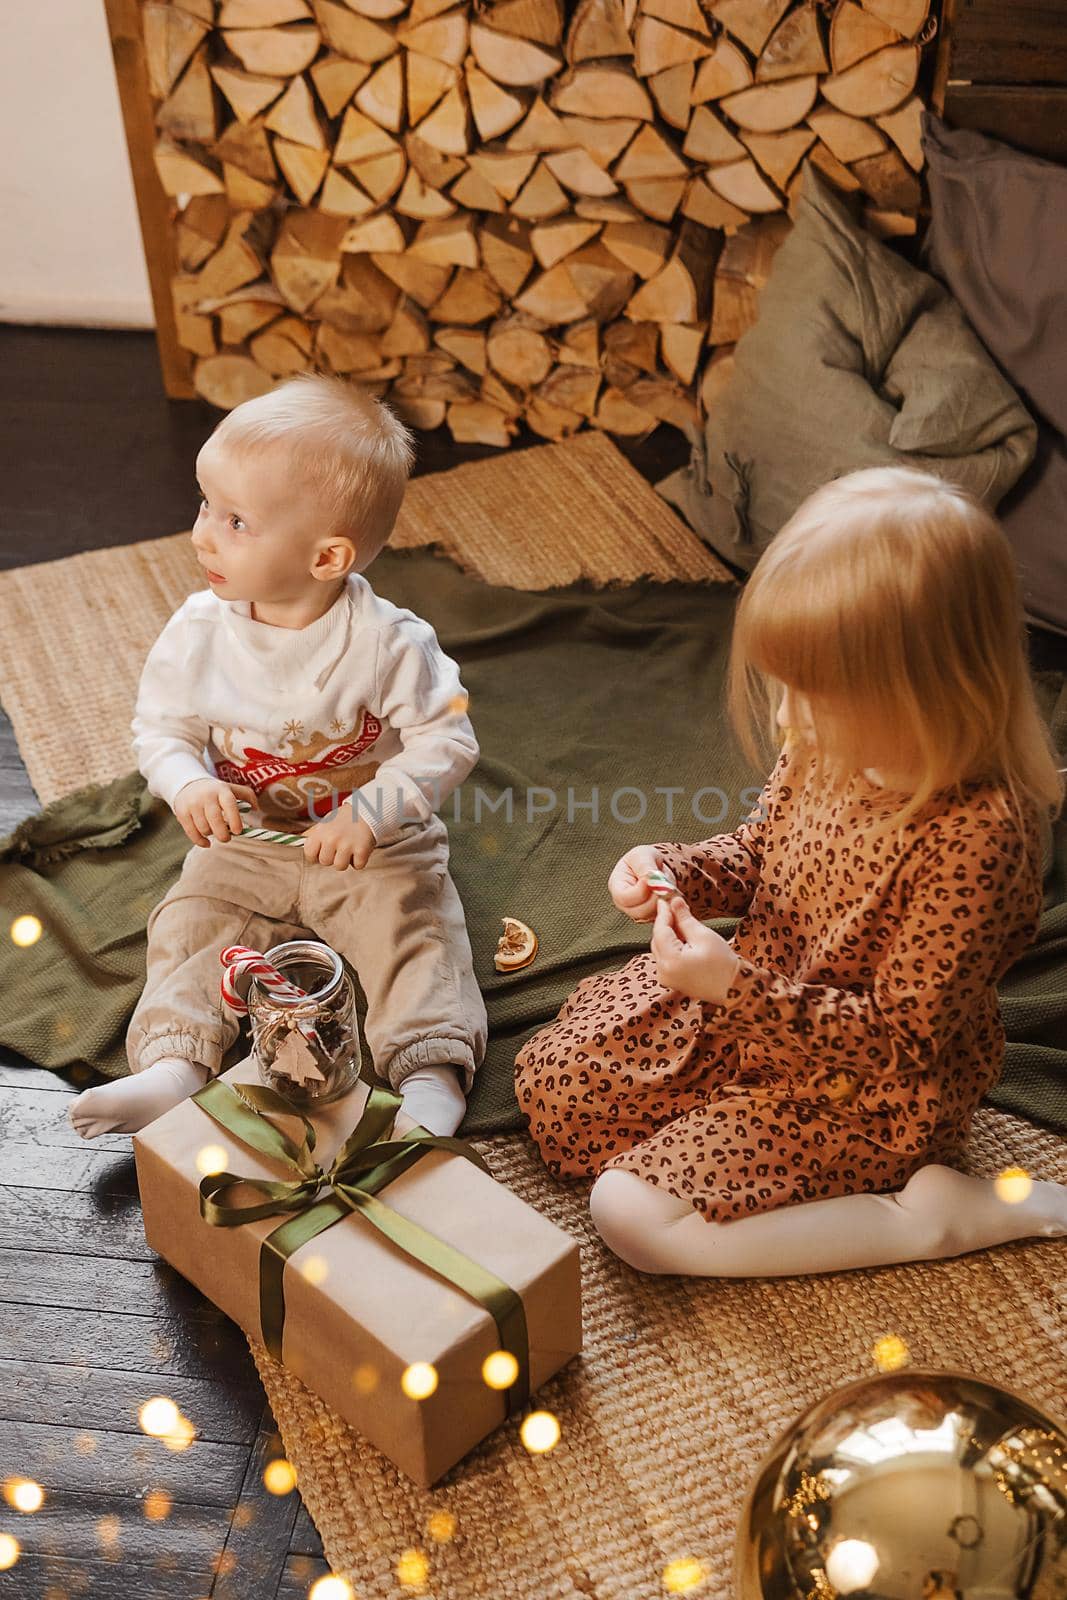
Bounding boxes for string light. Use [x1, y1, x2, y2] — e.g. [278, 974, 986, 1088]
[308, 1577, 354, 1600]
[482, 1350, 519, 1390]
[520, 1410, 560, 1454]
[97, 1514, 121, 1549]
[138, 1397, 179, 1437]
[262, 1459, 298, 1495]
[0, 1534, 19, 1571]
[195, 1144, 228, 1177]
[298, 1255, 328, 1285]
[352, 1363, 378, 1394]
[144, 1491, 172, 1522]
[161, 1414, 196, 1453]
[396, 1547, 430, 1588]
[662, 1557, 708, 1593]
[10, 915, 42, 947]
[3, 1478, 43, 1513]
[401, 1362, 438, 1400]
[427, 1510, 456, 1543]
[995, 1167, 1033, 1205]
[871, 1334, 910, 1373]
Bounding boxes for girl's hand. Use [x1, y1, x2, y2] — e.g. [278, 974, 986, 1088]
[651, 896, 740, 1004]
[609, 845, 670, 923]
[302, 804, 377, 872]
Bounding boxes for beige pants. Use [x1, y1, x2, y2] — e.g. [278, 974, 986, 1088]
[126, 815, 486, 1093]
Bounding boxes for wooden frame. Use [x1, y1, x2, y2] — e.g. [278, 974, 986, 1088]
[104, 0, 196, 397]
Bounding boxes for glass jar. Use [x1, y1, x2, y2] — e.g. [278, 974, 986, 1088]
[248, 940, 361, 1106]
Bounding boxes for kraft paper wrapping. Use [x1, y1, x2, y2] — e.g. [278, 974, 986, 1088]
[133, 1059, 583, 1486]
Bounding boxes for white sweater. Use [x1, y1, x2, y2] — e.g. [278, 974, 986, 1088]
[131, 574, 479, 843]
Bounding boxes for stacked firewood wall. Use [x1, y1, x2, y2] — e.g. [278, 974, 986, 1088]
[143, 0, 934, 443]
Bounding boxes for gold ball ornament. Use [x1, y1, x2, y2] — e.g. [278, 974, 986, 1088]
[735, 1370, 1067, 1599]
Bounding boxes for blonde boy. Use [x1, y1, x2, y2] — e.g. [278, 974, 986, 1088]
[71, 375, 486, 1139]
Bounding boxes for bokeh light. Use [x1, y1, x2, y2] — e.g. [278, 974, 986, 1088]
[396, 1547, 430, 1588]
[97, 1514, 120, 1549]
[352, 1363, 378, 1395]
[427, 1509, 456, 1543]
[298, 1254, 328, 1285]
[871, 1333, 910, 1373]
[825, 1538, 880, 1593]
[10, 915, 42, 947]
[263, 1459, 298, 1496]
[3, 1478, 43, 1513]
[195, 1144, 228, 1177]
[161, 1414, 196, 1453]
[73, 1433, 97, 1455]
[449, 693, 469, 715]
[662, 1556, 708, 1593]
[401, 1362, 438, 1400]
[0, 1534, 19, 1571]
[308, 1577, 354, 1600]
[520, 1410, 561, 1454]
[138, 1397, 180, 1437]
[144, 1490, 172, 1522]
[481, 1350, 519, 1390]
[995, 1166, 1033, 1205]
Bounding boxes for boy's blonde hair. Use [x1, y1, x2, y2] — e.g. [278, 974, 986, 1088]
[210, 373, 414, 567]
[729, 465, 1063, 837]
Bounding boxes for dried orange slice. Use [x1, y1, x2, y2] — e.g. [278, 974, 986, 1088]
[494, 916, 539, 973]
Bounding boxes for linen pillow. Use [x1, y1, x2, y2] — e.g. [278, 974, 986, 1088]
[923, 114, 1067, 634]
[658, 163, 1036, 573]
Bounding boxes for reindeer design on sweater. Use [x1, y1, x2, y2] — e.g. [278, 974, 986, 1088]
[213, 711, 383, 826]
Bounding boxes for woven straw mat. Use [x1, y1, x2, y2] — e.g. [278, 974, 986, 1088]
[249, 1114, 1066, 1600]
[2, 436, 1063, 1597]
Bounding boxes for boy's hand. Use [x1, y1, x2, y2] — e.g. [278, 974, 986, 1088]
[651, 896, 740, 1004]
[609, 845, 671, 923]
[302, 803, 376, 872]
[174, 778, 258, 848]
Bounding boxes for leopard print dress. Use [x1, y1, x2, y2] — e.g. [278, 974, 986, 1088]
[514, 749, 1044, 1224]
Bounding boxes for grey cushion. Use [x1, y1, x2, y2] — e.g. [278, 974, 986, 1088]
[658, 163, 1036, 573]
[922, 113, 1067, 635]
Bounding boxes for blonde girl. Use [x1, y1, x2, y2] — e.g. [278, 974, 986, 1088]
[515, 466, 1067, 1276]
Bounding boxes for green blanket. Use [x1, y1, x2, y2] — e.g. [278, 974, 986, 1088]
[2, 547, 1065, 1137]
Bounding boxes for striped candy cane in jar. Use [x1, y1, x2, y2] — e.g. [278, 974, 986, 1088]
[219, 945, 325, 1054]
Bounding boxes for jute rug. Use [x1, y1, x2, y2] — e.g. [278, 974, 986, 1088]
[1, 435, 1062, 1597]
[252, 1114, 1065, 1600]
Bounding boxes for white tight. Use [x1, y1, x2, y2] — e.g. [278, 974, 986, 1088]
[588, 1165, 1067, 1277]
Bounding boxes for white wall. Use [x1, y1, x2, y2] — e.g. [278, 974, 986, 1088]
[1, 0, 155, 328]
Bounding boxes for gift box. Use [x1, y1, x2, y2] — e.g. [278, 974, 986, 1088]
[132, 1059, 582, 1486]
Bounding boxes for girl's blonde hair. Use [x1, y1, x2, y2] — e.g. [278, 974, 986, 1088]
[209, 373, 414, 566]
[728, 465, 1063, 838]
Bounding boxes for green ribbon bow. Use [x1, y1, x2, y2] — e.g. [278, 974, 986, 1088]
[192, 1076, 530, 1415]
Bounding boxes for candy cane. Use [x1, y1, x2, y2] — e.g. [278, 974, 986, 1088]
[220, 945, 324, 1052]
[234, 801, 306, 848]
[645, 869, 678, 898]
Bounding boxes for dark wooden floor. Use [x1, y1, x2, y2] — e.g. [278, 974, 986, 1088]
[0, 325, 690, 1600]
